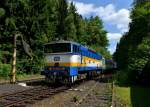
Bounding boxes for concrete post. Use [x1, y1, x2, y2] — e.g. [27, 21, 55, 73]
[10, 34, 18, 83]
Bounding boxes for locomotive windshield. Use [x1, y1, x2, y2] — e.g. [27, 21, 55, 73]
[44, 43, 71, 53]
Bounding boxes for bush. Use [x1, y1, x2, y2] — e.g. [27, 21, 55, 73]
[115, 69, 135, 85]
[0, 64, 11, 79]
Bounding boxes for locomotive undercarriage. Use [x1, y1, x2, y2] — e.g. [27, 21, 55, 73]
[45, 73, 78, 84]
[45, 69, 102, 84]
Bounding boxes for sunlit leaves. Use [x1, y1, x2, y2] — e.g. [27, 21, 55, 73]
[0, 8, 5, 17]
[5, 17, 17, 30]
[115, 1, 150, 83]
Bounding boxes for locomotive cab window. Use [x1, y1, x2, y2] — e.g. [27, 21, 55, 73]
[44, 43, 71, 53]
[73, 45, 79, 53]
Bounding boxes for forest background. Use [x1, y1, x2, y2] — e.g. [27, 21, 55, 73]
[0, 0, 111, 79]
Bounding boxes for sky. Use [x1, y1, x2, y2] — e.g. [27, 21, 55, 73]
[68, 0, 133, 54]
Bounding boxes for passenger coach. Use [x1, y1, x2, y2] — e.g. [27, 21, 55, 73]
[43, 40, 105, 83]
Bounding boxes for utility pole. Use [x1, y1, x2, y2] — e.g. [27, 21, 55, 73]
[10, 33, 20, 83]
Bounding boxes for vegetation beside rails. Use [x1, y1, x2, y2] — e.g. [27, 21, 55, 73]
[0, 63, 43, 83]
[114, 84, 150, 107]
[16, 73, 44, 81]
[113, 85, 131, 107]
[0, 63, 11, 80]
[113, 71, 150, 107]
[0, 73, 44, 83]
[113, 1, 150, 106]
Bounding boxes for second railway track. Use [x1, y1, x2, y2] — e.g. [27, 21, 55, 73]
[0, 85, 69, 107]
[0, 73, 113, 107]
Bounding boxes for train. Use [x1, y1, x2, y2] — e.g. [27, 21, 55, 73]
[105, 59, 117, 70]
[42, 40, 106, 84]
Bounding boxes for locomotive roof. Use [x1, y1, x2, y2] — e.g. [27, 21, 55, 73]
[44, 40, 80, 46]
[44, 40, 102, 56]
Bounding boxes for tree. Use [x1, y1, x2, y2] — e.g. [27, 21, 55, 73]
[0, 0, 111, 77]
[0, 0, 59, 73]
[55, 0, 68, 39]
[64, 2, 77, 40]
[133, 0, 150, 5]
[86, 16, 108, 47]
[115, 1, 150, 83]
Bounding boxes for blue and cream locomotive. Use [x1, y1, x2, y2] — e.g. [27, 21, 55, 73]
[43, 40, 105, 83]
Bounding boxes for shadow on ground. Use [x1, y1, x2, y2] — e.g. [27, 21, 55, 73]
[117, 83, 150, 107]
[130, 85, 150, 107]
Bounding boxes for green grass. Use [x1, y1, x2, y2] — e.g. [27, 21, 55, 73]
[114, 86, 131, 106]
[0, 64, 11, 79]
[114, 85, 150, 107]
[0, 73, 44, 83]
[16, 73, 44, 80]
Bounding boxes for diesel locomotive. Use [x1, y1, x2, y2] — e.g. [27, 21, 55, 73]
[43, 40, 106, 83]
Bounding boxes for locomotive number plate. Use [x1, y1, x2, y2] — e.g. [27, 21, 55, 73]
[54, 57, 60, 61]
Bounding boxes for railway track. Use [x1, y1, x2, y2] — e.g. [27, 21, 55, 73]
[0, 78, 98, 107]
[0, 73, 113, 107]
[0, 85, 69, 107]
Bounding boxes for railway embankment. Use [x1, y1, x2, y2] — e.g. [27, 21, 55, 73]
[0, 74, 114, 107]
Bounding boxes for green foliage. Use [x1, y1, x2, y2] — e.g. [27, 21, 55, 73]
[0, 8, 5, 16]
[0, 50, 2, 63]
[83, 16, 110, 59]
[0, 0, 111, 76]
[128, 36, 150, 80]
[65, 12, 76, 40]
[114, 1, 150, 84]
[115, 70, 127, 84]
[133, 0, 150, 5]
[86, 16, 108, 47]
[0, 64, 11, 79]
[91, 45, 112, 59]
[72, 96, 79, 102]
[55, 0, 68, 39]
